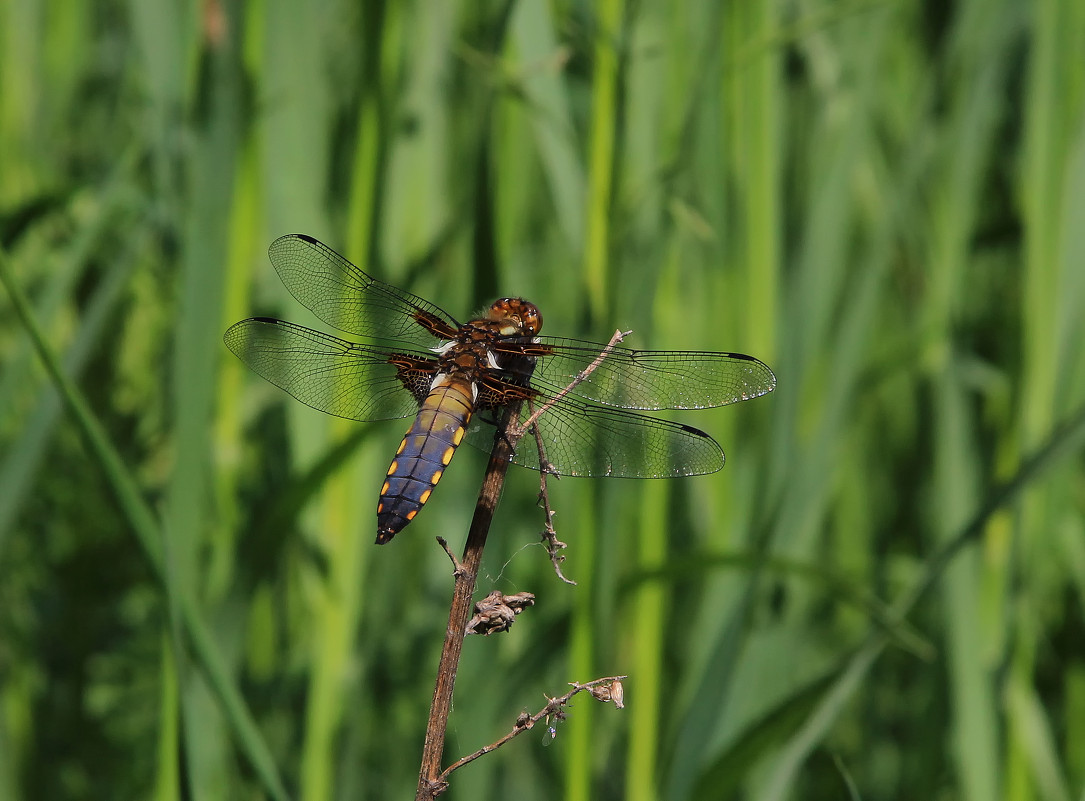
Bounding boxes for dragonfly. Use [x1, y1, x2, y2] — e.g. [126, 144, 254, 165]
[224, 234, 776, 544]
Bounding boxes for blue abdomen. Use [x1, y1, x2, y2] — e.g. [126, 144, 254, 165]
[376, 379, 473, 543]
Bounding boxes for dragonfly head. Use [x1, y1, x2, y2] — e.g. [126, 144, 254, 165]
[489, 297, 543, 337]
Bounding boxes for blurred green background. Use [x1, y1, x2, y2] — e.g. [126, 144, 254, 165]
[3, 0, 1085, 799]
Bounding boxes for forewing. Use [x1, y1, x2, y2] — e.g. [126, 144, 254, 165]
[465, 398, 725, 478]
[501, 337, 776, 411]
[267, 234, 460, 346]
[224, 317, 429, 422]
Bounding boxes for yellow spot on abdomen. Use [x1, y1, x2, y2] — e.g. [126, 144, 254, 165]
[431, 469, 443, 484]
[419, 489, 432, 505]
[441, 446, 455, 465]
[387, 460, 399, 476]
[396, 438, 406, 455]
[452, 427, 465, 446]
[380, 480, 390, 496]
[405, 509, 417, 521]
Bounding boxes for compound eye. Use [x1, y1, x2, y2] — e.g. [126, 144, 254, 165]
[524, 306, 542, 335]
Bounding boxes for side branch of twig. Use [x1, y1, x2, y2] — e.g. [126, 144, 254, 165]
[438, 676, 627, 781]
[536, 471, 572, 583]
[435, 536, 465, 574]
[509, 329, 629, 440]
[523, 395, 573, 583]
[514, 328, 628, 584]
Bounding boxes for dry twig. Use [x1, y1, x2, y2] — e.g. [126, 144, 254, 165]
[414, 331, 630, 800]
[514, 329, 630, 584]
[437, 676, 627, 784]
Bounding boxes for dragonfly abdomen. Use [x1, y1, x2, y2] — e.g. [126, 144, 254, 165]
[375, 378, 474, 544]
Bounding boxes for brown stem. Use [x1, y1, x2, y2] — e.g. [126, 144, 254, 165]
[415, 409, 517, 800]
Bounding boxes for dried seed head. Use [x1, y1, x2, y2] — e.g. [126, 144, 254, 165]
[611, 680, 624, 709]
[589, 679, 625, 708]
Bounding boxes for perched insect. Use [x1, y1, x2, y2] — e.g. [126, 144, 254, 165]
[541, 724, 558, 747]
[225, 234, 776, 543]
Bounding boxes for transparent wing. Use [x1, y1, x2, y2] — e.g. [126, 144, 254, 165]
[465, 398, 725, 478]
[266, 234, 459, 347]
[224, 317, 428, 422]
[494, 337, 776, 411]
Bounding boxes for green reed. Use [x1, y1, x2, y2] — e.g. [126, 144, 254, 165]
[1, 1, 1083, 800]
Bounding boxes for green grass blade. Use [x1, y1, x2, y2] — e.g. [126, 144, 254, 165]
[0, 221, 136, 545]
[0, 241, 291, 801]
[758, 399, 1085, 800]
